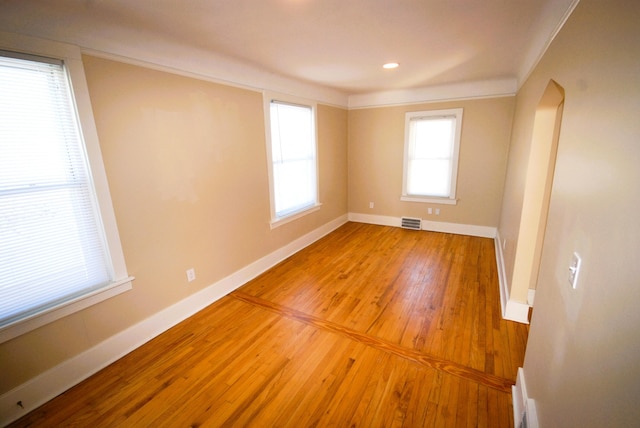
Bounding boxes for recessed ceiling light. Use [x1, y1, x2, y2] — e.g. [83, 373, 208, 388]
[383, 62, 399, 69]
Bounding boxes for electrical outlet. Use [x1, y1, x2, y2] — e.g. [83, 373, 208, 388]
[186, 268, 196, 282]
[427, 207, 433, 215]
[568, 252, 581, 289]
[369, 202, 374, 209]
[435, 208, 440, 216]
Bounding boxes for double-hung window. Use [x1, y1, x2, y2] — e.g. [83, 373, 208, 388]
[402, 108, 463, 204]
[0, 41, 131, 342]
[264, 95, 319, 227]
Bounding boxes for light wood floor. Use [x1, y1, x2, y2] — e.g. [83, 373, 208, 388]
[10, 222, 529, 427]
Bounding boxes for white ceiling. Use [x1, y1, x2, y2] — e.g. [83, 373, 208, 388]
[0, 0, 579, 102]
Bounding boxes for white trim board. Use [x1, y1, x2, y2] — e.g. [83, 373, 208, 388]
[528, 288, 536, 306]
[516, 0, 581, 90]
[348, 79, 517, 109]
[0, 30, 348, 108]
[348, 213, 400, 228]
[0, 214, 348, 427]
[494, 230, 530, 324]
[348, 212, 497, 238]
[513, 368, 539, 428]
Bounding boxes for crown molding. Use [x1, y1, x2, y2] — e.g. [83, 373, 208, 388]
[0, 30, 349, 108]
[516, 0, 581, 88]
[348, 78, 517, 109]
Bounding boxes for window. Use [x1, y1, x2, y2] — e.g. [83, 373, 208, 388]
[264, 95, 320, 227]
[402, 108, 463, 204]
[0, 39, 132, 343]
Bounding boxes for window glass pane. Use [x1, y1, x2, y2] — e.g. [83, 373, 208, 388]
[269, 100, 316, 218]
[412, 118, 454, 159]
[270, 102, 313, 162]
[0, 53, 111, 327]
[408, 159, 451, 196]
[404, 110, 461, 199]
[273, 159, 314, 215]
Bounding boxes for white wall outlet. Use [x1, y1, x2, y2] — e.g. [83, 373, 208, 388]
[186, 268, 196, 282]
[428, 207, 433, 215]
[568, 252, 581, 289]
[369, 202, 374, 209]
[435, 208, 440, 215]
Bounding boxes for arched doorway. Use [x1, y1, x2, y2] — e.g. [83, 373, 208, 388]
[510, 79, 565, 320]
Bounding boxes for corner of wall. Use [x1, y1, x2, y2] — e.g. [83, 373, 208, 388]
[495, 230, 530, 324]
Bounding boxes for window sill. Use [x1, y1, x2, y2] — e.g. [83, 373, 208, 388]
[0, 277, 134, 344]
[401, 196, 458, 205]
[270, 203, 322, 229]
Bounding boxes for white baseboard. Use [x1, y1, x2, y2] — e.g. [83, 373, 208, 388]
[504, 297, 530, 324]
[0, 214, 348, 426]
[421, 219, 496, 238]
[494, 231, 530, 324]
[348, 212, 497, 238]
[348, 212, 400, 227]
[495, 230, 509, 315]
[528, 288, 536, 306]
[513, 368, 539, 428]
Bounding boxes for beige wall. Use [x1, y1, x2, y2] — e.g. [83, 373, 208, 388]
[499, 0, 640, 425]
[0, 56, 348, 394]
[348, 97, 514, 226]
[4, 3, 640, 425]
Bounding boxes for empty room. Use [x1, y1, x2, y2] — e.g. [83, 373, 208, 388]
[1, 0, 639, 426]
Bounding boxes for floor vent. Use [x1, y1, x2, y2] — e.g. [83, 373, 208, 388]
[401, 217, 422, 230]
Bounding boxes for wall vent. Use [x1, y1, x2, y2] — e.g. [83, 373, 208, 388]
[401, 217, 422, 230]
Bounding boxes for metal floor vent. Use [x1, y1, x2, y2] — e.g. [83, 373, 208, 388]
[401, 217, 422, 230]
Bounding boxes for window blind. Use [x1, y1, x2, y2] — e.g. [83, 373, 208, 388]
[0, 52, 111, 327]
[269, 101, 317, 218]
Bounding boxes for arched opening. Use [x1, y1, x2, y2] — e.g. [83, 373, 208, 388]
[510, 80, 565, 318]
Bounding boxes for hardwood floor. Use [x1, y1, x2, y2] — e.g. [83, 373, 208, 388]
[9, 222, 529, 427]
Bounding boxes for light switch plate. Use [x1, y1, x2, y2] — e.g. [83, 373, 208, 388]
[569, 252, 581, 289]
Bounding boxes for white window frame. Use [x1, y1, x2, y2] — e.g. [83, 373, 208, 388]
[401, 108, 463, 205]
[0, 32, 133, 343]
[263, 92, 321, 228]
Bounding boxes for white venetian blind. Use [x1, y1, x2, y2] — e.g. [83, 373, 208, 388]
[269, 101, 317, 218]
[0, 52, 111, 328]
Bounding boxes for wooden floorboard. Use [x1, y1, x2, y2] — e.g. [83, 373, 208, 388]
[8, 222, 528, 427]
[231, 291, 514, 393]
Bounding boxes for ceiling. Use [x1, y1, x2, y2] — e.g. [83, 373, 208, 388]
[0, 0, 578, 99]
